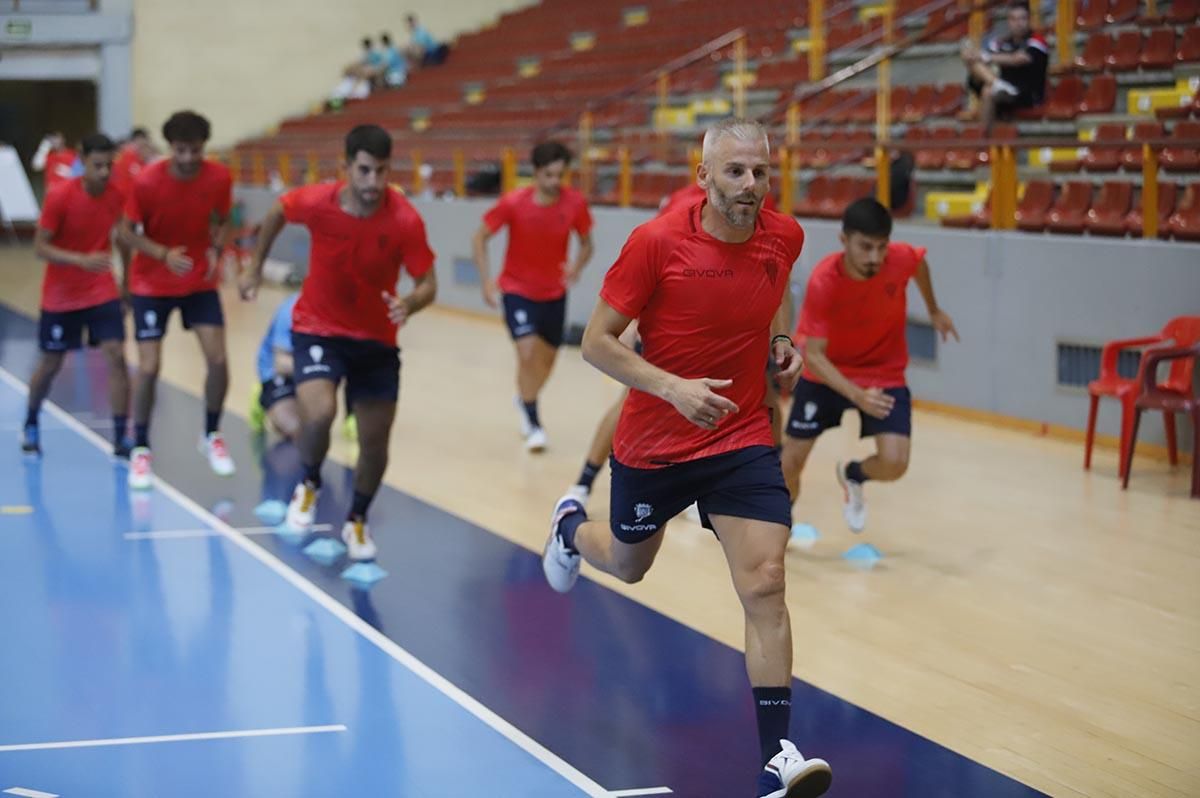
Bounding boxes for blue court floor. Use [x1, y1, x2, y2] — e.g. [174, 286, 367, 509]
[0, 302, 1046, 797]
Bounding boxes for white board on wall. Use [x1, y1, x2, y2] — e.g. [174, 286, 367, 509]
[0, 145, 40, 224]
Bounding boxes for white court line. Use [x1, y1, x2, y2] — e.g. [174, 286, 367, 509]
[4, 788, 60, 798]
[0, 724, 346, 753]
[0, 367, 611, 798]
[124, 523, 333, 541]
[610, 789, 673, 796]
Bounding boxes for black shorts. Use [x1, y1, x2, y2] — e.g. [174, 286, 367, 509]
[608, 445, 793, 543]
[965, 76, 1039, 109]
[39, 300, 125, 352]
[259, 375, 297, 411]
[292, 332, 400, 404]
[503, 293, 566, 348]
[785, 377, 912, 440]
[132, 290, 224, 341]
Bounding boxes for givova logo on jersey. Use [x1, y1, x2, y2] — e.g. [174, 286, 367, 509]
[302, 343, 332, 375]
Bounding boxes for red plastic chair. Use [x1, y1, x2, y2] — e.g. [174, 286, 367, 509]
[1121, 343, 1200, 498]
[1086, 316, 1200, 480]
[1125, 181, 1177, 237]
[1079, 73, 1118, 115]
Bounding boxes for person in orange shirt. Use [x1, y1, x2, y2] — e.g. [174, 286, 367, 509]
[23, 133, 130, 459]
[781, 198, 959, 533]
[472, 141, 594, 452]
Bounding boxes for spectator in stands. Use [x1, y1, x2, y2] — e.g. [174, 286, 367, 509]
[379, 33, 409, 87]
[406, 14, 449, 67]
[31, 132, 77, 192]
[960, 1, 1048, 131]
[330, 37, 384, 103]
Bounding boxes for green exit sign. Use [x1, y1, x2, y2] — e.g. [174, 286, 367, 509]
[5, 19, 33, 39]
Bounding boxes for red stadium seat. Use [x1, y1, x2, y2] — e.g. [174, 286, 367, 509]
[1075, 32, 1113, 71]
[1046, 76, 1086, 120]
[1045, 180, 1094, 233]
[1178, 26, 1200, 62]
[1161, 121, 1200, 171]
[1125, 181, 1177, 237]
[1105, 30, 1142, 71]
[1084, 181, 1134, 235]
[1168, 0, 1200, 23]
[1015, 180, 1055, 231]
[1140, 28, 1177, 69]
[1121, 122, 1163, 170]
[1079, 73, 1118, 115]
[1167, 183, 1200, 239]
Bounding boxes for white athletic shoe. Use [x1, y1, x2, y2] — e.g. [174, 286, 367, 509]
[514, 396, 533, 437]
[758, 739, 832, 798]
[341, 518, 378, 561]
[992, 77, 1020, 97]
[836, 461, 867, 533]
[565, 484, 590, 506]
[285, 481, 319, 533]
[128, 446, 153, 490]
[525, 426, 547, 452]
[200, 432, 236, 476]
[543, 494, 584, 593]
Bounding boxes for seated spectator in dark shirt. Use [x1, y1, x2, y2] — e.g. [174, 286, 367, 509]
[960, 1, 1048, 131]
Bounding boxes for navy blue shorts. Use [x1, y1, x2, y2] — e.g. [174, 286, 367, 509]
[786, 377, 912, 440]
[292, 332, 400, 405]
[132, 291, 224, 341]
[608, 445, 793, 543]
[39, 300, 125, 352]
[259, 375, 297, 411]
[503, 293, 566, 348]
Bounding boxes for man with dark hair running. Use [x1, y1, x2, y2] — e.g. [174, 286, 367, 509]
[118, 109, 235, 489]
[240, 124, 438, 561]
[542, 119, 832, 798]
[781, 198, 958, 533]
[472, 140, 594, 452]
[23, 133, 131, 459]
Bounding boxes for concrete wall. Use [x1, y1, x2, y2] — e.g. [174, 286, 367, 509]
[236, 186, 1200, 447]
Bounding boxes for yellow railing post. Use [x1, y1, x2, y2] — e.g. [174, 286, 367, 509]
[810, 0, 826, 81]
[618, 147, 632, 208]
[251, 152, 266, 186]
[876, 0, 894, 207]
[1145, 0, 1158, 18]
[786, 102, 800, 147]
[305, 151, 318, 184]
[1142, 144, 1159, 239]
[1000, 146, 1018, 230]
[779, 147, 794, 215]
[688, 146, 702, 182]
[733, 34, 747, 118]
[968, 0, 984, 48]
[501, 147, 517, 194]
[277, 153, 291, 187]
[657, 72, 670, 162]
[1056, 0, 1076, 65]
[230, 152, 242, 184]
[411, 149, 423, 195]
[453, 149, 466, 197]
[579, 111, 594, 199]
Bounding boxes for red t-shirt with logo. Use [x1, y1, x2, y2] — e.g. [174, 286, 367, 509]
[43, 149, 78, 190]
[37, 178, 124, 312]
[124, 159, 232, 297]
[601, 202, 805, 468]
[795, 241, 925, 388]
[283, 182, 436, 345]
[483, 186, 593, 301]
[659, 183, 778, 217]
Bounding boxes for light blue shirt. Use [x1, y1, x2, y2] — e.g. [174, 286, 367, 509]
[256, 294, 298, 383]
[412, 25, 438, 52]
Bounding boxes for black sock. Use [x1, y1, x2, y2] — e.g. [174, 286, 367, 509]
[348, 490, 374, 522]
[303, 462, 323, 491]
[205, 410, 221, 436]
[134, 423, 150, 448]
[753, 686, 792, 767]
[846, 460, 870, 484]
[577, 460, 603, 489]
[523, 400, 540, 428]
[558, 507, 586, 552]
[113, 414, 128, 444]
[24, 405, 38, 428]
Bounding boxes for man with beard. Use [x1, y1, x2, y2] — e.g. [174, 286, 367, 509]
[780, 198, 958, 534]
[541, 118, 832, 798]
[239, 124, 438, 562]
[472, 141, 594, 452]
[119, 110, 235, 489]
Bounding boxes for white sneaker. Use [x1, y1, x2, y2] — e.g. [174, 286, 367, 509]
[285, 481, 319, 533]
[836, 461, 867, 533]
[525, 426, 547, 452]
[514, 396, 533, 437]
[543, 494, 584, 593]
[758, 739, 832, 798]
[992, 77, 1020, 97]
[566, 484, 590, 506]
[200, 432, 236, 476]
[128, 446, 153, 490]
[341, 518, 378, 561]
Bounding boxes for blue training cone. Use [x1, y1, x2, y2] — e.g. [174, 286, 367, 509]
[341, 562, 388, 588]
[790, 522, 821, 542]
[303, 537, 347, 566]
[842, 542, 883, 568]
[254, 499, 287, 526]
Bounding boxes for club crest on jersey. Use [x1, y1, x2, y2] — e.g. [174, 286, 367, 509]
[634, 502, 653, 522]
[309, 345, 324, 364]
[50, 324, 63, 341]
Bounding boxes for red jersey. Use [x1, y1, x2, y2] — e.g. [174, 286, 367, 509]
[37, 178, 125, 312]
[659, 183, 777, 216]
[124, 159, 232, 297]
[483, 186, 592, 301]
[601, 202, 805, 468]
[112, 145, 149, 192]
[43, 149, 77, 190]
[795, 241, 925, 388]
[283, 182, 436, 345]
